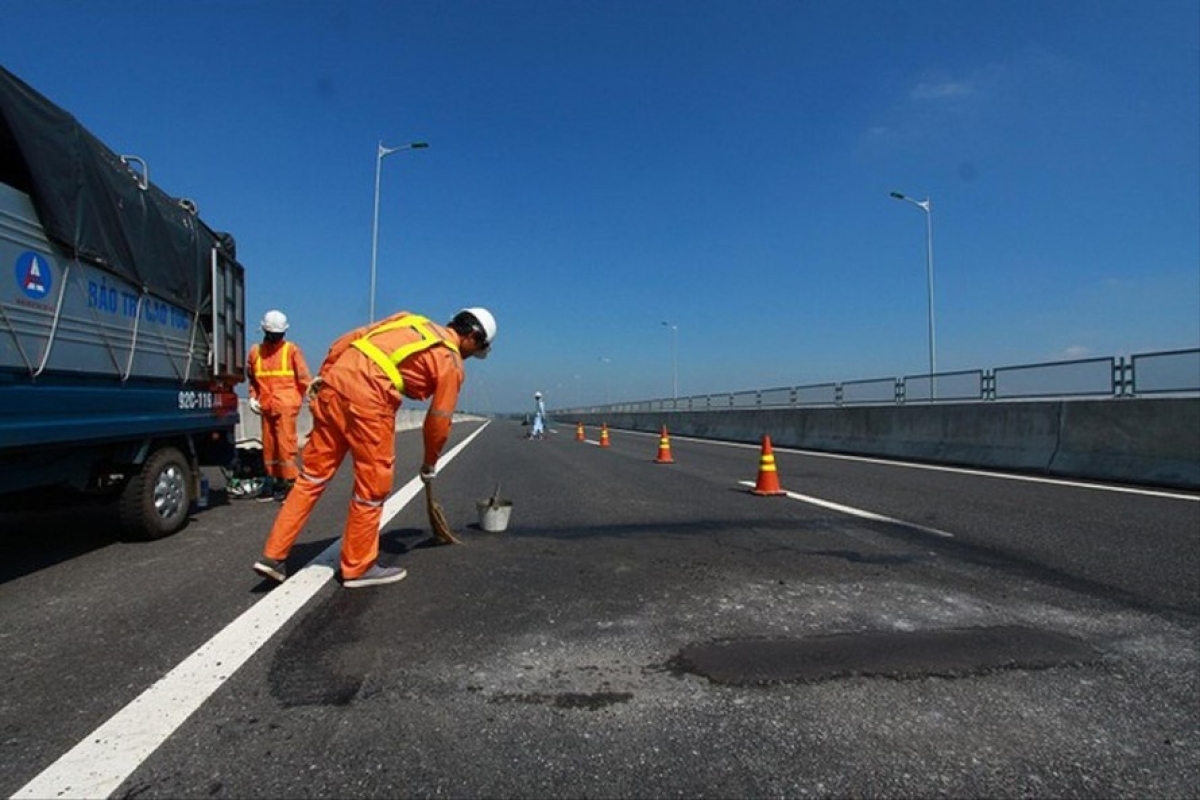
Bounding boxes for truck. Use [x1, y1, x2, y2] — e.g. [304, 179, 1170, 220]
[0, 66, 246, 539]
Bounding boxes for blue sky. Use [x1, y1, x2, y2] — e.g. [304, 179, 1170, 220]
[5, 0, 1198, 413]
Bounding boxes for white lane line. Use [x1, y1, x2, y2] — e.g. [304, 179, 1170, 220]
[12, 422, 491, 800]
[737, 480, 955, 539]
[763, 446, 1200, 501]
[606, 426, 1198, 502]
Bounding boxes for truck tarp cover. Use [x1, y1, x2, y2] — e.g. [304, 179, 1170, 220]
[0, 65, 234, 314]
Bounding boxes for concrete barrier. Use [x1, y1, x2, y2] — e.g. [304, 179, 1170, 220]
[235, 402, 458, 448]
[568, 398, 1200, 489]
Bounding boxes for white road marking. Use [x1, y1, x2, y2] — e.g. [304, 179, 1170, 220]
[12, 422, 491, 800]
[612, 426, 1198, 502]
[737, 480, 956, 538]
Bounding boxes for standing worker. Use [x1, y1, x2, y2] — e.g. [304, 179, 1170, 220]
[247, 310, 312, 502]
[253, 307, 497, 588]
[529, 391, 546, 440]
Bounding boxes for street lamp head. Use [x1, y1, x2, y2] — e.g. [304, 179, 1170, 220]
[890, 191, 930, 212]
[379, 141, 430, 158]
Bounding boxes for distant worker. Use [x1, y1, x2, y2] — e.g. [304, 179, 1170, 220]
[247, 310, 312, 502]
[529, 391, 547, 440]
[253, 307, 497, 588]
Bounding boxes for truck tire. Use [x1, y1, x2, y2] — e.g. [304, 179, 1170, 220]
[119, 446, 191, 540]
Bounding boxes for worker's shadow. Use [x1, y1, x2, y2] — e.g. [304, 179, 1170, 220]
[379, 526, 447, 554]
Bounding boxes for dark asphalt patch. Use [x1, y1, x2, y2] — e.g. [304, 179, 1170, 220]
[670, 625, 1102, 685]
[490, 691, 634, 710]
[268, 592, 374, 707]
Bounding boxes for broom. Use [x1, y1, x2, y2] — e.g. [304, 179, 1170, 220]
[424, 480, 462, 545]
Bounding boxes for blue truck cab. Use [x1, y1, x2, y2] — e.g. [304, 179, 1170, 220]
[0, 67, 246, 538]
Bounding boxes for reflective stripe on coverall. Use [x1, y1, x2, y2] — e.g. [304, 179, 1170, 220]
[263, 312, 464, 580]
[247, 341, 312, 481]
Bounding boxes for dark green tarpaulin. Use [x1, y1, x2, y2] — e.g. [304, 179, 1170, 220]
[0, 65, 235, 315]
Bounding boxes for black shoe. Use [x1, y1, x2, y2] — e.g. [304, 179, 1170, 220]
[252, 557, 286, 583]
[256, 480, 276, 503]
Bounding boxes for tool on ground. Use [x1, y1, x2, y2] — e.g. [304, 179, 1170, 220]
[425, 481, 462, 545]
[750, 434, 786, 496]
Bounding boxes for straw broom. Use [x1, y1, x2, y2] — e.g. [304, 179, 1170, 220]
[424, 481, 462, 545]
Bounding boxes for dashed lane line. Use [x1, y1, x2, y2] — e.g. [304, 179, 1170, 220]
[605, 426, 1198, 502]
[737, 480, 956, 539]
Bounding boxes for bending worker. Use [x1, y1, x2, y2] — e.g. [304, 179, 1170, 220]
[247, 310, 312, 502]
[253, 307, 497, 589]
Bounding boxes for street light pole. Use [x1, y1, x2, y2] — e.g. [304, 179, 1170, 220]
[889, 191, 936, 399]
[370, 140, 428, 323]
[598, 357, 612, 405]
[661, 321, 678, 401]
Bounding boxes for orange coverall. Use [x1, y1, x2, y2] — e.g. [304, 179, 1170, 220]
[247, 340, 312, 482]
[262, 312, 465, 580]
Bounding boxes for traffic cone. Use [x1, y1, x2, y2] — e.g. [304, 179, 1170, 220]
[654, 425, 674, 464]
[575, 422, 585, 441]
[600, 423, 610, 448]
[750, 435, 785, 496]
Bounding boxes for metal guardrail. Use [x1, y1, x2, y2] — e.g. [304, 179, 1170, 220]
[556, 347, 1200, 415]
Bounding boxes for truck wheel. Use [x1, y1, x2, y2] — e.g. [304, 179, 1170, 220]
[119, 446, 191, 540]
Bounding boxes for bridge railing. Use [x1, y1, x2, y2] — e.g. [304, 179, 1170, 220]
[555, 346, 1200, 415]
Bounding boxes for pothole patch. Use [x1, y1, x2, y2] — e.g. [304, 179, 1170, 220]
[489, 691, 633, 710]
[670, 625, 1102, 685]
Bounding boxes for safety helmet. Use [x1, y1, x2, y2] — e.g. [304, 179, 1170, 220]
[534, 391, 542, 399]
[455, 307, 497, 345]
[261, 310, 289, 334]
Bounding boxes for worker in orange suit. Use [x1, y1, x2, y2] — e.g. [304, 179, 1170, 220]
[252, 307, 497, 589]
[247, 310, 312, 502]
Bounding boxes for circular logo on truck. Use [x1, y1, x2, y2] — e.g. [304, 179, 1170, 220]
[15, 251, 53, 301]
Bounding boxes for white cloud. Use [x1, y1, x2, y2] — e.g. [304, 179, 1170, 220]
[1063, 345, 1091, 359]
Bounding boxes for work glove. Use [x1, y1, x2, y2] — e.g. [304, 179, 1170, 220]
[419, 465, 437, 484]
[249, 397, 261, 415]
[305, 375, 324, 402]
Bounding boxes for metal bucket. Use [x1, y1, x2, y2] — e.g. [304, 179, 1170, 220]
[476, 498, 513, 532]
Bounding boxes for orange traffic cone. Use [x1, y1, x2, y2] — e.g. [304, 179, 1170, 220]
[599, 423, 611, 448]
[750, 435, 785, 496]
[575, 422, 585, 441]
[654, 425, 674, 464]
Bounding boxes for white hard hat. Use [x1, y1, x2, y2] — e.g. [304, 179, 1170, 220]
[261, 310, 289, 333]
[456, 307, 497, 344]
[534, 391, 542, 398]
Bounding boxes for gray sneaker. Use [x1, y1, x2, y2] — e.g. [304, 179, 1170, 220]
[252, 557, 287, 583]
[343, 564, 407, 588]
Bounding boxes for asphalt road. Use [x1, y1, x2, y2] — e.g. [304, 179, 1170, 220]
[1, 418, 1197, 799]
